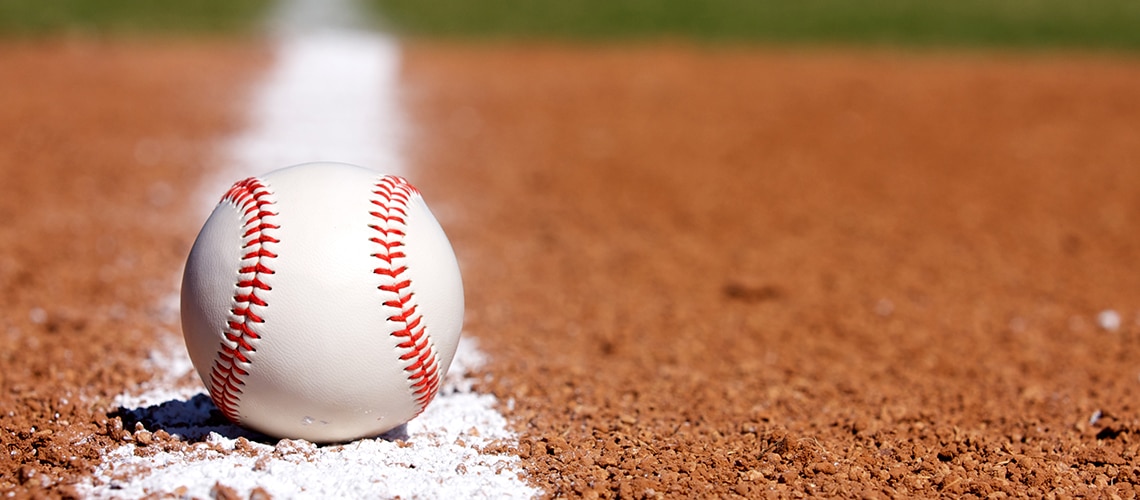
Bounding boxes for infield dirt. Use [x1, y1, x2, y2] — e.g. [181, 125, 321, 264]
[4, 39, 1140, 498]
[401, 44, 1140, 498]
[0, 39, 267, 496]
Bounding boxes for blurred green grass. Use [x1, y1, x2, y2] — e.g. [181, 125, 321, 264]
[0, 0, 273, 36]
[368, 0, 1140, 50]
[4, 0, 1139, 50]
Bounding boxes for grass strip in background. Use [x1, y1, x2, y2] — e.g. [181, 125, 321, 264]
[0, 0, 273, 37]
[368, 0, 1140, 51]
[4, 0, 1138, 50]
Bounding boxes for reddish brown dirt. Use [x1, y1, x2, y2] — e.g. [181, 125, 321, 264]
[0, 39, 265, 496]
[4, 37, 1140, 499]
[401, 44, 1140, 498]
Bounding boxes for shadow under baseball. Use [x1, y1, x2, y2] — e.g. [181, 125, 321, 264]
[110, 394, 409, 446]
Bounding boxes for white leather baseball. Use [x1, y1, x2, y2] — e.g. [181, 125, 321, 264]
[180, 162, 464, 443]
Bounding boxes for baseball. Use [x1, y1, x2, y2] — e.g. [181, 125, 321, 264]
[180, 162, 464, 443]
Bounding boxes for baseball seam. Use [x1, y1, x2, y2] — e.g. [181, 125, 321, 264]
[369, 176, 442, 415]
[208, 177, 279, 423]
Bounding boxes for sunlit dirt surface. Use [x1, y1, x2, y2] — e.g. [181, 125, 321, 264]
[402, 43, 1140, 497]
[4, 38, 1140, 497]
[0, 39, 265, 496]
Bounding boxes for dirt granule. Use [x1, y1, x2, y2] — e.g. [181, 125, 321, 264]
[402, 43, 1140, 498]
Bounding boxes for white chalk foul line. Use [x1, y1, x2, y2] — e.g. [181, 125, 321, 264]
[194, 30, 407, 214]
[227, 32, 405, 175]
[91, 338, 533, 499]
[82, 3, 535, 498]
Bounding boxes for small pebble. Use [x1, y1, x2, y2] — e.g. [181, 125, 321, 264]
[1097, 310, 1121, 331]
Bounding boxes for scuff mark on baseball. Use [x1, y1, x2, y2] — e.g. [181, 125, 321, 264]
[180, 162, 464, 443]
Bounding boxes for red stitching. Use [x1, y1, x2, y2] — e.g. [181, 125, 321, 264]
[369, 176, 442, 415]
[208, 177, 278, 423]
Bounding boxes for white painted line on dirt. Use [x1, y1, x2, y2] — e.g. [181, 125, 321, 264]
[91, 339, 533, 499]
[83, 1, 536, 498]
[195, 29, 405, 213]
[224, 31, 405, 176]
